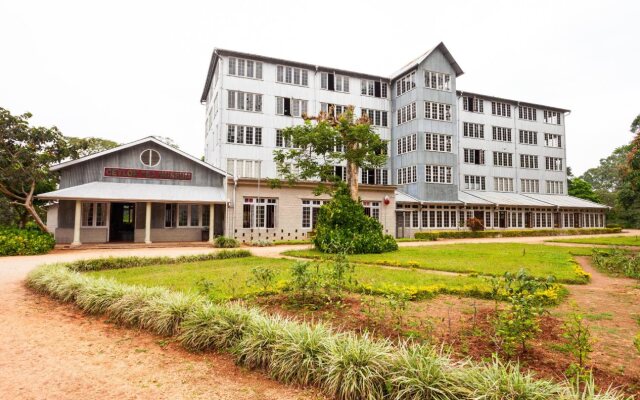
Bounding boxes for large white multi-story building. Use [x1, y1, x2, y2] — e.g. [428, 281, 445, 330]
[201, 42, 606, 240]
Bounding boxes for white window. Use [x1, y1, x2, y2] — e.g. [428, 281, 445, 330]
[395, 70, 416, 96]
[321, 103, 348, 118]
[545, 157, 563, 171]
[362, 201, 381, 221]
[227, 57, 262, 79]
[243, 198, 277, 228]
[425, 165, 452, 184]
[544, 110, 562, 125]
[521, 179, 540, 193]
[544, 133, 562, 148]
[175, 204, 202, 227]
[397, 133, 417, 155]
[518, 105, 536, 121]
[494, 177, 514, 192]
[361, 109, 388, 127]
[463, 122, 484, 138]
[492, 126, 512, 142]
[276, 65, 309, 87]
[320, 72, 349, 92]
[227, 159, 262, 178]
[81, 202, 107, 227]
[360, 79, 388, 98]
[397, 166, 417, 185]
[546, 180, 564, 194]
[519, 154, 539, 169]
[424, 101, 452, 121]
[464, 175, 486, 190]
[361, 168, 389, 185]
[425, 133, 452, 152]
[276, 129, 296, 148]
[463, 148, 485, 165]
[228, 91, 262, 112]
[462, 97, 484, 113]
[302, 199, 327, 229]
[493, 152, 513, 167]
[491, 101, 511, 117]
[424, 71, 451, 91]
[396, 102, 416, 125]
[519, 130, 538, 145]
[140, 149, 161, 167]
[276, 97, 308, 117]
[227, 125, 262, 145]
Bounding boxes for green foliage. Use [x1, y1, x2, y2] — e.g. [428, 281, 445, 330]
[249, 265, 275, 293]
[634, 333, 640, 355]
[250, 239, 274, 247]
[0, 227, 55, 255]
[561, 305, 594, 381]
[65, 136, 119, 158]
[494, 269, 553, 356]
[414, 227, 621, 240]
[66, 249, 251, 272]
[568, 177, 601, 203]
[213, 236, 240, 248]
[591, 248, 640, 279]
[27, 259, 631, 400]
[313, 184, 397, 254]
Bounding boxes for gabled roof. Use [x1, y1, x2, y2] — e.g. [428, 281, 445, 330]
[50, 136, 229, 177]
[456, 90, 571, 113]
[391, 42, 464, 81]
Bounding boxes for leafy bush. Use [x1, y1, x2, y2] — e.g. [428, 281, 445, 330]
[249, 266, 275, 293]
[0, 227, 55, 256]
[214, 236, 240, 248]
[414, 227, 622, 240]
[466, 217, 485, 232]
[313, 185, 397, 254]
[250, 239, 274, 247]
[561, 305, 593, 381]
[591, 248, 640, 279]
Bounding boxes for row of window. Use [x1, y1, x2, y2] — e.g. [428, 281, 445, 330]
[396, 165, 453, 185]
[463, 149, 563, 170]
[397, 134, 417, 155]
[461, 96, 563, 125]
[81, 202, 213, 229]
[462, 176, 564, 194]
[463, 125, 561, 148]
[397, 166, 417, 185]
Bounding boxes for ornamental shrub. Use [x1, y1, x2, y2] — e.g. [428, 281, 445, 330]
[214, 236, 240, 248]
[466, 217, 485, 232]
[0, 227, 55, 256]
[313, 185, 397, 254]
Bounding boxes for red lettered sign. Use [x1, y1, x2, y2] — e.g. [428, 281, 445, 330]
[104, 167, 193, 181]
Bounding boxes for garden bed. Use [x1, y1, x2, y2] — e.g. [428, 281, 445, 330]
[26, 253, 631, 399]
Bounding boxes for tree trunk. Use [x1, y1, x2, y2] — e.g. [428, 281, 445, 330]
[346, 160, 358, 201]
[1, 180, 50, 232]
[23, 202, 49, 232]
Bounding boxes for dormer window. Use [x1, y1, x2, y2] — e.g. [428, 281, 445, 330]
[140, 149, 161, 167]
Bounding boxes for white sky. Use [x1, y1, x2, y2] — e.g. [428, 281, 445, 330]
[1, 0, 638, 175]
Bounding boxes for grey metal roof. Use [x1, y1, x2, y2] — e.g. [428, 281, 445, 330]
[456, 90, 570, 113]
[37, 181, 226, 203]
[460, 191, 552, 207]
[391, 42, 464, 80]
[395, 191, 422, 203]
[522, 194, 607, 209]
[50, 137, 229, 177]
[458, 191, 493, 205]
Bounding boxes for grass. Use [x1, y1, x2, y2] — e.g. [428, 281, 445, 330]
[549, 235, 640, 247]
[285, 244, 593, 284]
[87, 256, 500, 301]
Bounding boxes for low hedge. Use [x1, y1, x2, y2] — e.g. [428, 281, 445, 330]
[25, 259, 625, 400]
[414, 227, 622, 241]
[0, 227, 55, 256]
[66, 249, 251, 272]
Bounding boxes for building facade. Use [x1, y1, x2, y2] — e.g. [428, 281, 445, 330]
[200, 43, 606, 240]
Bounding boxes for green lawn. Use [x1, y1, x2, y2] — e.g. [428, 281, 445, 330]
[284, 243, 594, 284]
[548, 235, 640, 247]
[86, 256, 498, 301]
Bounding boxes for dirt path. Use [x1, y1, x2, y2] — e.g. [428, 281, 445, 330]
[554, 256, 640, 379]
[0, 248, 319, 400]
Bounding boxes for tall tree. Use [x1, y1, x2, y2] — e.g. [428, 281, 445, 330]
[66, 136, 119, 158]
[0, 108, 72, 231]
[568, 177, 600, 203]
[273, 107, 388, 200]
[619, 114, 640, 209]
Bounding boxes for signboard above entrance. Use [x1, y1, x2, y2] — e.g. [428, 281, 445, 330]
[104, 167, 192, 181]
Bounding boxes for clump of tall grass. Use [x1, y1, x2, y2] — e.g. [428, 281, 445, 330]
[234, 313, 289, 370]
[319, 332, 393, 400]
[75, 277, 130, 314]
[463, 356, 562, 399]
[179, 302, 254, 352]
[269, 322, 331, 386]
[562, 373, 631, 399]
[387, 343, 466, 400]
[107, 286, 169, 327]
[138, 291, 202, 336]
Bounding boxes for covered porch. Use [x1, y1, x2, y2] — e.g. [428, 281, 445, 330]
[39, 181, 226, 246]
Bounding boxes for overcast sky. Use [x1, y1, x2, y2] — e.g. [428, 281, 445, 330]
[1, 0, 638, 175]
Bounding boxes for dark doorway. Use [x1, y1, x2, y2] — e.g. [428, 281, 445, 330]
[109, 203, 135, 242]
[525, 212, 533, 228]
[498, 211, 507, 228]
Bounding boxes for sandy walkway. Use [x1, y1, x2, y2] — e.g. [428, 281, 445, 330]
[0, 248, 319, 399]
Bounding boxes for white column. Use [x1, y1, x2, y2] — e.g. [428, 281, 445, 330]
[208, 203, 215, 242]
[71, 200, 82, 246]
[145, 202, 152, 244]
